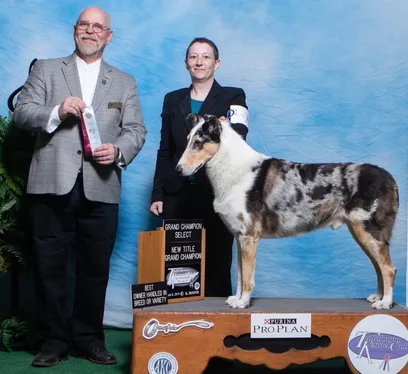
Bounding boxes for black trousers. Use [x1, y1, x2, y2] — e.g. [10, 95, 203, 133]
[28, 173, 119, 354]
[163, 182, 234, 297]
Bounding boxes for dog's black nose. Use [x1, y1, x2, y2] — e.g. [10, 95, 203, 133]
[175, 165, 182, 174]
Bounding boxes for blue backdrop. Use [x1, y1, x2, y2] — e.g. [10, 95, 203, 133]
[1, 0, 407, 329]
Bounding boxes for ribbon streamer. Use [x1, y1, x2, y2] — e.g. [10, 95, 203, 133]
[80, 106, 102, 157]
[379, 353, 391, 372]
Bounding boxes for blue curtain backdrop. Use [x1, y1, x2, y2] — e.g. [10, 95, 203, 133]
[1, 0, 407, 329]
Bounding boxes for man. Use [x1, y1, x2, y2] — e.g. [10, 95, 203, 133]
[14, 6, 147, 367]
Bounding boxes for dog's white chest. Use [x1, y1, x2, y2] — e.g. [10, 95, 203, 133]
[212, 181, 252, 234]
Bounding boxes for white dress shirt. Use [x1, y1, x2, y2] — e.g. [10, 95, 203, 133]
[76, 54, 101, 107]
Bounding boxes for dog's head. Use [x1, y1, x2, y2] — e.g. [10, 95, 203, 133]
[175, 113, 223, 176]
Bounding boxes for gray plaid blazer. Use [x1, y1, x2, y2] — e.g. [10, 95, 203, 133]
[14, 53, 147, 204]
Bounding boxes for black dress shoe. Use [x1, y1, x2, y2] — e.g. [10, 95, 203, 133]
[32, 350, 68, 367]
[85, 347, 118, 365]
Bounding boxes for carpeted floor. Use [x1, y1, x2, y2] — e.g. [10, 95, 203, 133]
[0, 329, 352, 373]
[0, 329, 132, 374]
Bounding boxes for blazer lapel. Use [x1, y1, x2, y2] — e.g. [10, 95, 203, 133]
[198, 80, 221, 117]
[61, 54, 82, 98]
[92, 60, 113, 112]
[179, 80, 221, 133]
[179, 88, 193, 133]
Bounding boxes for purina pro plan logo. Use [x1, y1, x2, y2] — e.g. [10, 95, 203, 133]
[347, 314, 408, 374]
[251, 313, 311, 338]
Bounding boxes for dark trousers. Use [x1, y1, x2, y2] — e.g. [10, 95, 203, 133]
[163, 183, 234, 297]
[28, 173, 119, 354]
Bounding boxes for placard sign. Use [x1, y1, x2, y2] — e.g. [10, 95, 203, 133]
[163, 219, 204, 300]
[131, 282, 168, 309]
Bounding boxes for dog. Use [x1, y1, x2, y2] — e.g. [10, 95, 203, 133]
[175, 113, 399, 310]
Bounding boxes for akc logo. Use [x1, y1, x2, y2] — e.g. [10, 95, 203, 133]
[148, 352, 178, 374]
[347, 315, 408, 374]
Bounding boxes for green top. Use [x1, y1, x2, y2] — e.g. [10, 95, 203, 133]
[191, 99, 204, 114]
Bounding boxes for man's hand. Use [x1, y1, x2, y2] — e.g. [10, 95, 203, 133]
[150, 202, 163, 216]
[58, 97, 87, 120]
[93, 143, 118, 165]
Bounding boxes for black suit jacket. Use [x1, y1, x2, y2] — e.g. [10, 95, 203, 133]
[151, 80, 249, 203]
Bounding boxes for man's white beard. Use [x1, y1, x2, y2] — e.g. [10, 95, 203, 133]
[77, 35, 100, 56]
[78, 44, 99, 56]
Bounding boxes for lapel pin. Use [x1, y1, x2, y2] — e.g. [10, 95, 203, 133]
[102, 79, 107, 85]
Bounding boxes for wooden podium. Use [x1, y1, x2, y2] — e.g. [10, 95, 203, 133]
[138, 219, 206, 303]
[131, 298, 408, 374]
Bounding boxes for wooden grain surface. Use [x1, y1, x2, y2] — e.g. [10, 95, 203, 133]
[131, 299, 408, 374]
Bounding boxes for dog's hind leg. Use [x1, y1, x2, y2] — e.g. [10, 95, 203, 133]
[347, 220, 396, 309]
[347, 221, 383, 301]
[226, 234, 260, 309]
[225, 236, 243, 306]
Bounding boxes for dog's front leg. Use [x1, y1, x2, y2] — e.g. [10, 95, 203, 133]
[225, 236, 243, 306]
[226, 234, 260, 309]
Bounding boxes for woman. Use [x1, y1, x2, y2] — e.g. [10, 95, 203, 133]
[150, 37, 249, 297]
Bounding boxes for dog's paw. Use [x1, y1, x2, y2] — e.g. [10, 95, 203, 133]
[371, 299, 393, 310]
[225, 295, 235, 304]
[367, 293, 382, 303]
[225, 295, 239, 306]
[225, 295, 249, 309]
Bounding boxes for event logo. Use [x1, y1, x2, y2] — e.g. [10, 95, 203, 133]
[347, 315, 408, 374]
[143, 318, 214, 340]
[148, 352, 178, 374]
[226, 108, 236, 120]
[166, 267, 199, 289]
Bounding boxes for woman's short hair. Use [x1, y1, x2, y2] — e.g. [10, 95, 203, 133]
[185, 37, 219, 60]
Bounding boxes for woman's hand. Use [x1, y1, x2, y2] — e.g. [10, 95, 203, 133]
[150, 201, 163, 216]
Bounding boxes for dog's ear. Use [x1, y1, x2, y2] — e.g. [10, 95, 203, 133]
[202, 114, 222, 140]
[186, 113, 202, 128]
[203, 114, 217, 122]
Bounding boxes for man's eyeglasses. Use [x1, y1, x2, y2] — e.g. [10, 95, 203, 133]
[75, 20, 111, 33]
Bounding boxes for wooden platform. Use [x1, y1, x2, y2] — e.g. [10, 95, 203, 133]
[132, 297, 408, 374]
